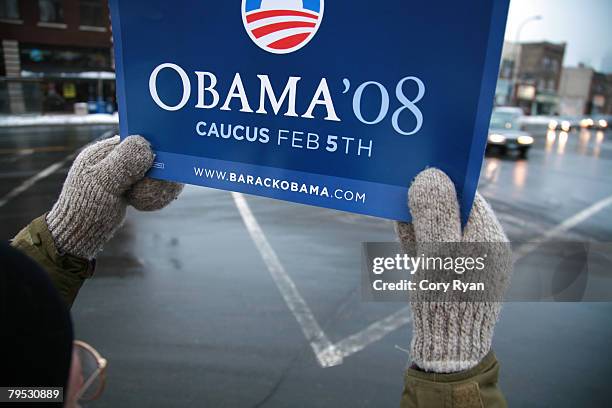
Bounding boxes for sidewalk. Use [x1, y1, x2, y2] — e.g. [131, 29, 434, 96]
[0, 113, 119, 128]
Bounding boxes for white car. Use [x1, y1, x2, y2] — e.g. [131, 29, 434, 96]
[487, 107, 534, 159]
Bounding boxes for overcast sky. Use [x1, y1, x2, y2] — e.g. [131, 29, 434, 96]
[505, 0, 612, 72]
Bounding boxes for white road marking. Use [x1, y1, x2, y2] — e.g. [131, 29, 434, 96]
[234, 192, 413, 364]
[334, 306, 411, 358]
[234, 190, 612, 366]
[339, 195, 612, 360]
[0, 130, 114, 209]
[232, 192, 343, 367]
[513, 194, 612, 260]
[0, 154, 76, 208]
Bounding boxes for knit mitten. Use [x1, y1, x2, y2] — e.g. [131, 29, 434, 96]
[396, 168, 512, 373]
[127, 177, 184, 211]
[46, 135, 183, 259]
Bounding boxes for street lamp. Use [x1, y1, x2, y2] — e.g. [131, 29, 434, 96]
[511, 15, 542, 105]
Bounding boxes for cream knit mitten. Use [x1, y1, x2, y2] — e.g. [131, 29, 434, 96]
[396, 168, 512, 373]
[46, 135, 183, 259]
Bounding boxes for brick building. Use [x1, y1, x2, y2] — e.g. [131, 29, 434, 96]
[559, 64, 612, 116]
[495, 41, 566, 114]
[514, 41, 566, 115]
[0, 0, 114, 113]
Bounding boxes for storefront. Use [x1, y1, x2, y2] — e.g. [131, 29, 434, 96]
[15, 44, 116, 113]
[533, 91, 559, 115]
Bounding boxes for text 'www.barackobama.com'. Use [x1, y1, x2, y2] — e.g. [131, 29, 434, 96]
[194, 167, 367, 203]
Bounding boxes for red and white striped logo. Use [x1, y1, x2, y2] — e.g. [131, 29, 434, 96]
[242, 0, 324, 54]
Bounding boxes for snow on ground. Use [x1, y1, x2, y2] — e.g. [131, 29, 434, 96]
[0, 113, 119, 127]
[0, 112, 570, 130]
[520, 115, 557, 125]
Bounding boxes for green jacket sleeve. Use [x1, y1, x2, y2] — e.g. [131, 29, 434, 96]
[400, 352, 507, 408]
[10, 214, 94, 308]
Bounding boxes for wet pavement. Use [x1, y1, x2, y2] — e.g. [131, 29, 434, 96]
[1, 124, 611, 407]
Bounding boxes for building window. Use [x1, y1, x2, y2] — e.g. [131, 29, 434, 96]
[39, 0, 64, 23]
[551, 59, 559, 73]
[80, 0, 106, 27]
[538, 79, 546, 90]
[20, 44, 112, 71]
[0, 0, 20, 20]
[500, 59, 514, 79]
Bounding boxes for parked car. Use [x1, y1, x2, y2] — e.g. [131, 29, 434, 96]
[580, 115, 609, 130]
[487, 107, 534, 159]
[549, 118, 573, 132]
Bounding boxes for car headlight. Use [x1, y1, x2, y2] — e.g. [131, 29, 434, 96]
[599, 119, 608, 128]
[488, 134, 506, 143]
[548, 120, 558, 130]
[518, 135, 534, 145]
[561, 120, 571, 131]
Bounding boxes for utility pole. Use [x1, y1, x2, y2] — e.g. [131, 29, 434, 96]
[511, 15, 542, 106]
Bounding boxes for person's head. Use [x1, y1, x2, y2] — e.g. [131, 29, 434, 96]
[0, 244, 105, 407]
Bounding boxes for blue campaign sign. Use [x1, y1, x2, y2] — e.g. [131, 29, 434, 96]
[109, 0, 509, 222]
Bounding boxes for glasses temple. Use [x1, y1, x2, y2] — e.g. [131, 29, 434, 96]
[74, 364, 104, 401]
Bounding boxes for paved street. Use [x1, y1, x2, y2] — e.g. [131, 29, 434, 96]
[1, 124, 611, 407]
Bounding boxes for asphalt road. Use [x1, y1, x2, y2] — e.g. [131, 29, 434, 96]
[1, 124, 611, 407]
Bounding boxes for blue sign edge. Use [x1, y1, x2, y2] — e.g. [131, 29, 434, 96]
[461, 0, 510, 225]
[109, 0, 128, 138]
